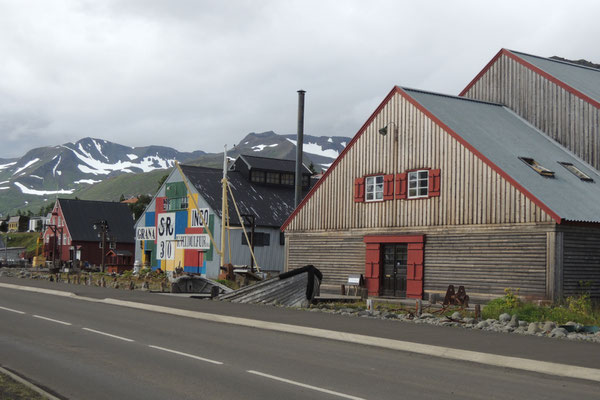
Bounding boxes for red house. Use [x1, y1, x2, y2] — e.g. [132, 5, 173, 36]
[43, 198, 135, 269]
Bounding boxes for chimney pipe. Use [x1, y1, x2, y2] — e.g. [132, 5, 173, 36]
[295, 90, 306, 208]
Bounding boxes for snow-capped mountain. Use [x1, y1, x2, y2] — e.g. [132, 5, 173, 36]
[0, 132, 351, 216]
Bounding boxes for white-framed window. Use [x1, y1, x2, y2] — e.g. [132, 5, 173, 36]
[408, 170, 429, 198]
[365, 175, 384, 202]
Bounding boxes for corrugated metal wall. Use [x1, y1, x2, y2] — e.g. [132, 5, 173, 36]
[286, 92, 552, 232]
[463, 54, 600, 171]
[560, 225, 600, 298]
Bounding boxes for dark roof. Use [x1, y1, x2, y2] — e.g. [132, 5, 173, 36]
[238, 154, 312, 174]
[403, 87, 600, 223]
[58, 198, 135, 243]
[180, 164, 308, 228]
[508, 50, 600, 104]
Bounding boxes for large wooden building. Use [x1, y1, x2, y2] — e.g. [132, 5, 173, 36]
[282, 86, 600, 301]
[461, 49, 600, 171]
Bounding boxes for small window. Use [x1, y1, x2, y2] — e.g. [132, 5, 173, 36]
[241, 232, 270, 247]
[281, 173, 294, 185]
[519, 157, 554, 177]
[251, 170, 265, 183]
[365, 175, 384, 201]
[266, 172, 279, 184]
[558, 162, 594, 182]
[408, 170, 429, 198]
[279, 231, 285, 246]
[302, 175, 309, 187]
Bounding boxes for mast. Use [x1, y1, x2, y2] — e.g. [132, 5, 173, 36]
[220, 145, 228, 267]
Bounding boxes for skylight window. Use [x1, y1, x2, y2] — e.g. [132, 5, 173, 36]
[558, 162, 594, 182]
[519, 157, 555, 177]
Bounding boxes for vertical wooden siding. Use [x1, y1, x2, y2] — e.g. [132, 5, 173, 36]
[463, 54, 600, 171]
[560, 225, 600, 298]
[286, 93, 551, 232]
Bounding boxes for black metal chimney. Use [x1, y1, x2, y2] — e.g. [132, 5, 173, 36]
[295, 90, 306, 208]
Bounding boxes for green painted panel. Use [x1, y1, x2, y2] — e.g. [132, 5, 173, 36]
[205, 214, 214, 261]
[146, 241, 157, 268]
[166, 182, 187, 198]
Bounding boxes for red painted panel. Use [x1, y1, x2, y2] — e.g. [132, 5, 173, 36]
[429, 169, 441, 197]
[406, 279, 423, 299]
[383, 174, 394, 200]
[365, 235, 424, 244]
[395, 173, 407, 199]
[366, 278, 379, 296]
[354, 177, 365, 202]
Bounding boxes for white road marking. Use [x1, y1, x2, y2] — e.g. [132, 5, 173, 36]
[82, 327, 134, 342]
[33, 315, 72, 326]
[148, 345, 223, 365]
[0, 305, 25, 314]
[247, 370, 366, 400]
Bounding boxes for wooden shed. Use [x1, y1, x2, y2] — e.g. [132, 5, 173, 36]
[282, 87, 600, 301]
[461, 49, 600, 171]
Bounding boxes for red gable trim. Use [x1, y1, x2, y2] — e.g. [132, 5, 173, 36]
[460, 49, 600, 109]
[282, 85, 563, 231]
[459, 48, 505, 97]
[396, 87, 562, 224]
[281, 87, 400, 231]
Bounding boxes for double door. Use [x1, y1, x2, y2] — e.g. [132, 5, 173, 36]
[381, 243, 408, 297]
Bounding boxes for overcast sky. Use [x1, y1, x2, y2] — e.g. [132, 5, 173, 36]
[1, 0, 599, 158]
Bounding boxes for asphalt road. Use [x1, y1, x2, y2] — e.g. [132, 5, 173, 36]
[0, 282, 599, 399]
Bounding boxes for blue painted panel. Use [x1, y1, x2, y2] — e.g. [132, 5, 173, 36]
[175, 210, 188, 234]
[183, 266, 206, 275]
[145, 212, 155, 227]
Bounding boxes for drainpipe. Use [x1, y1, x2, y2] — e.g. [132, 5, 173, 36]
[295, 90, 306, 208]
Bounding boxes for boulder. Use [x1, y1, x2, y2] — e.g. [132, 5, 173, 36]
[527, 322, 540, 334]
[508, 314, 519, 328]
[451, 311, 462, 320]
[543, 321, 557, 332]
[499, 313, 511, 323]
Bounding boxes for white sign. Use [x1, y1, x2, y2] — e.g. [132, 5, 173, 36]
[190, 208, 210, 228]
[176, 234, 210, 250]
[136, 227, 156, 241]
[157, 212, 176, 260]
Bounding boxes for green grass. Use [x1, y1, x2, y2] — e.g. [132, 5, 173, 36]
[482, 289, 600, 325]
[5, 232, 41, 255]
[0, 371, 45, 400]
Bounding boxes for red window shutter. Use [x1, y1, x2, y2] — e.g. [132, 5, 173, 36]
[395, 173, 407, 199]
[383, 174, 394, 200]
[429, 169, 441, 197]
[354, 177, 365, 202]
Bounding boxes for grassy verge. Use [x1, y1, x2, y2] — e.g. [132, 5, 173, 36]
[5, 232, 41, 255]
[0, 370, 45, 400]
[481, 288, 600, 325]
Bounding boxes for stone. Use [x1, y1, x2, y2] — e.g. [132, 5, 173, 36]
[419, 313, 434, 319]
[543, 321, 557, 332]
[475, 320, 490, 329]
[385, 313, 398, 319]
[508, 314, 519, 328]
[451, 311, 462, 320]
[527, 322, 540, 334]
[550, 327, 568, 338]
[499, 313, 511, 323]
[463, 317, 475, 324]
[518, 320, 528, 328]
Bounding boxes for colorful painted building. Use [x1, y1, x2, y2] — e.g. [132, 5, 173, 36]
[135, 155, 312, 278]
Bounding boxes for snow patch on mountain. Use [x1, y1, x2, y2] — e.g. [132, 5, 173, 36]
[14, 182, 74, 196]
[0, 187, 9, 190]
[127, 154, 138, 160]
[52, 156, 61, 177]
[285, 139, 339, 158]
[92, 139, 110, 162]
[252, 144, 278, 151]
[67, 145, 175, 175]
[0, 162, 17, 170]
[30, 175, 43, 180]
[74, 179, 102, 185]
[13, 158, 40, 175]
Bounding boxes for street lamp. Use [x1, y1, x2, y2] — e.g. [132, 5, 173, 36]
[93, 220, 110, 273]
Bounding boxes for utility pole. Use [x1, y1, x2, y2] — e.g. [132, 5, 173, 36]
[220, 145, 228, 268]
[93, 220, 109, 273]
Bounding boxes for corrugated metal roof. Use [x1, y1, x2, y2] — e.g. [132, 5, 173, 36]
[180, 164, 308, 228]
[59, 198, 135, 242]
[404, 87, 600, 223]
[509, 50, 600, 103]
[238, 154, 312, 175]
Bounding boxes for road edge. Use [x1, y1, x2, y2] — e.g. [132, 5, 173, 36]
[0, 366, 63, 400]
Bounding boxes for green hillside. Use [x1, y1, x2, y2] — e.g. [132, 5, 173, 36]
[76, 169, 171, 201]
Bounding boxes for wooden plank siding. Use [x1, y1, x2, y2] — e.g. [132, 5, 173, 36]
[286, 92, 552, 232]
[560, 225, 600, 298]
[462, 53, 600, 171]
[287, 224, 552, 299]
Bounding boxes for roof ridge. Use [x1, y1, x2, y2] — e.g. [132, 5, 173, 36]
[508, 49, 600, 73]
[401, 86, 505, 107]
[179, 164, 221, 171]
[240, 154, 294, 161]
